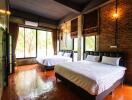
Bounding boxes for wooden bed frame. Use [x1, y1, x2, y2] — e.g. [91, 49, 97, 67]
[55, 51, 125, 100]
[55, 73, 123, 100]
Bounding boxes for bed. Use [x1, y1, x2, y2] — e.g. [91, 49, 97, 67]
[37, 50, 73, 69]
[54, 51, 126, 100]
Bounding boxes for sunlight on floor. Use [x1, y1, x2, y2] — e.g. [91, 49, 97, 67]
[14, 69, 54, 99]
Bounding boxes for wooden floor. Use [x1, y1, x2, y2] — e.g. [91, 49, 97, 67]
[2, 64, 132, 100]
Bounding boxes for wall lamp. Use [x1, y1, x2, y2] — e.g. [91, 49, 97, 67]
[0, 9, 11, 15]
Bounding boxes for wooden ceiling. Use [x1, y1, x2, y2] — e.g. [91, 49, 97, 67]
[9, 0, 110, 24]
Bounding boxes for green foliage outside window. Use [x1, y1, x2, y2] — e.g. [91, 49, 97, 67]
[85, 36, 95, 51]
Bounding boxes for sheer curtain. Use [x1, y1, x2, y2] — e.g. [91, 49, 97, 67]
[60, 21, 73, 50]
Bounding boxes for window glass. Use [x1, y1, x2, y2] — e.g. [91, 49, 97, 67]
[74, 38, 78, 51]
[16, 27, 24, 58]
[37, 30, 46, 57]
[16, 27, 54, 58]
[47, 31, 54, 56]
[73, 38, 78, 61]
[85, 36, 95, 51]
[25, 28, 36, 57]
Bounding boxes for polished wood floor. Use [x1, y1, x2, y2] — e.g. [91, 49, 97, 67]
[2, 64, 132, 100]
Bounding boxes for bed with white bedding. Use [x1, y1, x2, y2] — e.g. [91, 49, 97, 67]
[55, 51, 126, 100]
[55, 61, 126, 95]
[37, 55, 72, 66]
[36, 50, 73, 68]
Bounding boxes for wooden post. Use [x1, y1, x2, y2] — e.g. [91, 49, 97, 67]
[77, 15, 83, 60]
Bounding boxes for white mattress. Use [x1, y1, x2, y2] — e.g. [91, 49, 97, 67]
[54, 60, 126, 95]
[37, 55, 72, 66]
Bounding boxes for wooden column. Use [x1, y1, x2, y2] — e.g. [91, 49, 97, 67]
[77, 15, 83, 60]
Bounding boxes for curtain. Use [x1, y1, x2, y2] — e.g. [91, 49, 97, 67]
[83, 10, 99, 36]
[9, 22, 19, 67]
[52, 29, 57, 54]
[71, 18, 78, 38]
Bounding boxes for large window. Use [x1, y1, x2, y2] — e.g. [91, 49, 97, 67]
[47, 31, 54, 56]
[25, 28, 36, 57]
[16, 27, 24, 58]
[16, 27, 53, 58]
[85, 36, 96, 51]
[37, 30, 46, 57]
[37, 30, 54, 57]
[16, 27, 36, 58]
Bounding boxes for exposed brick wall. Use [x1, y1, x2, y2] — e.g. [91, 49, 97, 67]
[99, 0, 132, 84]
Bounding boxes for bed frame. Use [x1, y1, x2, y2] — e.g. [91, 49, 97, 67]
[55, 51, 126, 100]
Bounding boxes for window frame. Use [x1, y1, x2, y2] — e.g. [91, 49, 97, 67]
[84, 35, 96, 52]
[16, 27, 37, 59]
[37, 29, 54, 56]
[16, 26, 53, 59]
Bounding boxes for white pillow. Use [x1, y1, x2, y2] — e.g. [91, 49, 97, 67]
[86, 55, 100, 62]
[63, 53, 71, 57]
[57, 52, 63, 56]
[101, 56, 121, 66]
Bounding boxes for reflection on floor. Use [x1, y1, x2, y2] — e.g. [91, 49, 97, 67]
[2, 64, 132, 100]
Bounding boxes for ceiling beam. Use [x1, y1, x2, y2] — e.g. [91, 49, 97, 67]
[54, 0, 81, 13]
[82, 0, 114, 14]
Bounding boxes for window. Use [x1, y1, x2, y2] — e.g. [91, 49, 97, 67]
[16, 27, 36, 58]
[25, 28, 36, 57]
[73, 38, 78, 61]
[16, 27, 24, 58]
[37, 30, 54, 57]
[37, 30, 46, 57]
[85, 36, 96, 51]
[47, 31, 54, 56]
[16, 27, 54, 58]
[74, 38, 78, 51]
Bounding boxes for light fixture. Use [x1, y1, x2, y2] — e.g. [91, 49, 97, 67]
[113, 0, 118, 19]
[113, 13, 119, 19]
[0, 9, 11, 15]
[110, 0, 118, 48]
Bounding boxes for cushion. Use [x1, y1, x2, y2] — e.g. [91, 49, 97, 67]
[63, 53, 71, 57]
[86, 55, 100, 62]
[101, 56, 121, 66]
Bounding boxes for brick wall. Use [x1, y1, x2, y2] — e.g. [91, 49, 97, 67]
[99, 0, 132, 84]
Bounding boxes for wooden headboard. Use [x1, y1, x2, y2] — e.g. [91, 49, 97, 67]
[84, 51, 125, 66]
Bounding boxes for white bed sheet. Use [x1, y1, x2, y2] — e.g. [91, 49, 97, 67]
[54, 60, 126, 95]
[37, 55, 72, 66]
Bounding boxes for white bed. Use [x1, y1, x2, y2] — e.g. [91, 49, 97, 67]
[54, 60, 126, 95]
[37, 55, 72, 66]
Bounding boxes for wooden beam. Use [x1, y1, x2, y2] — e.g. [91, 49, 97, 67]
[59, 12, 79, 25]
[54, 0, 81, 13]
[82, 0, 115, 14]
